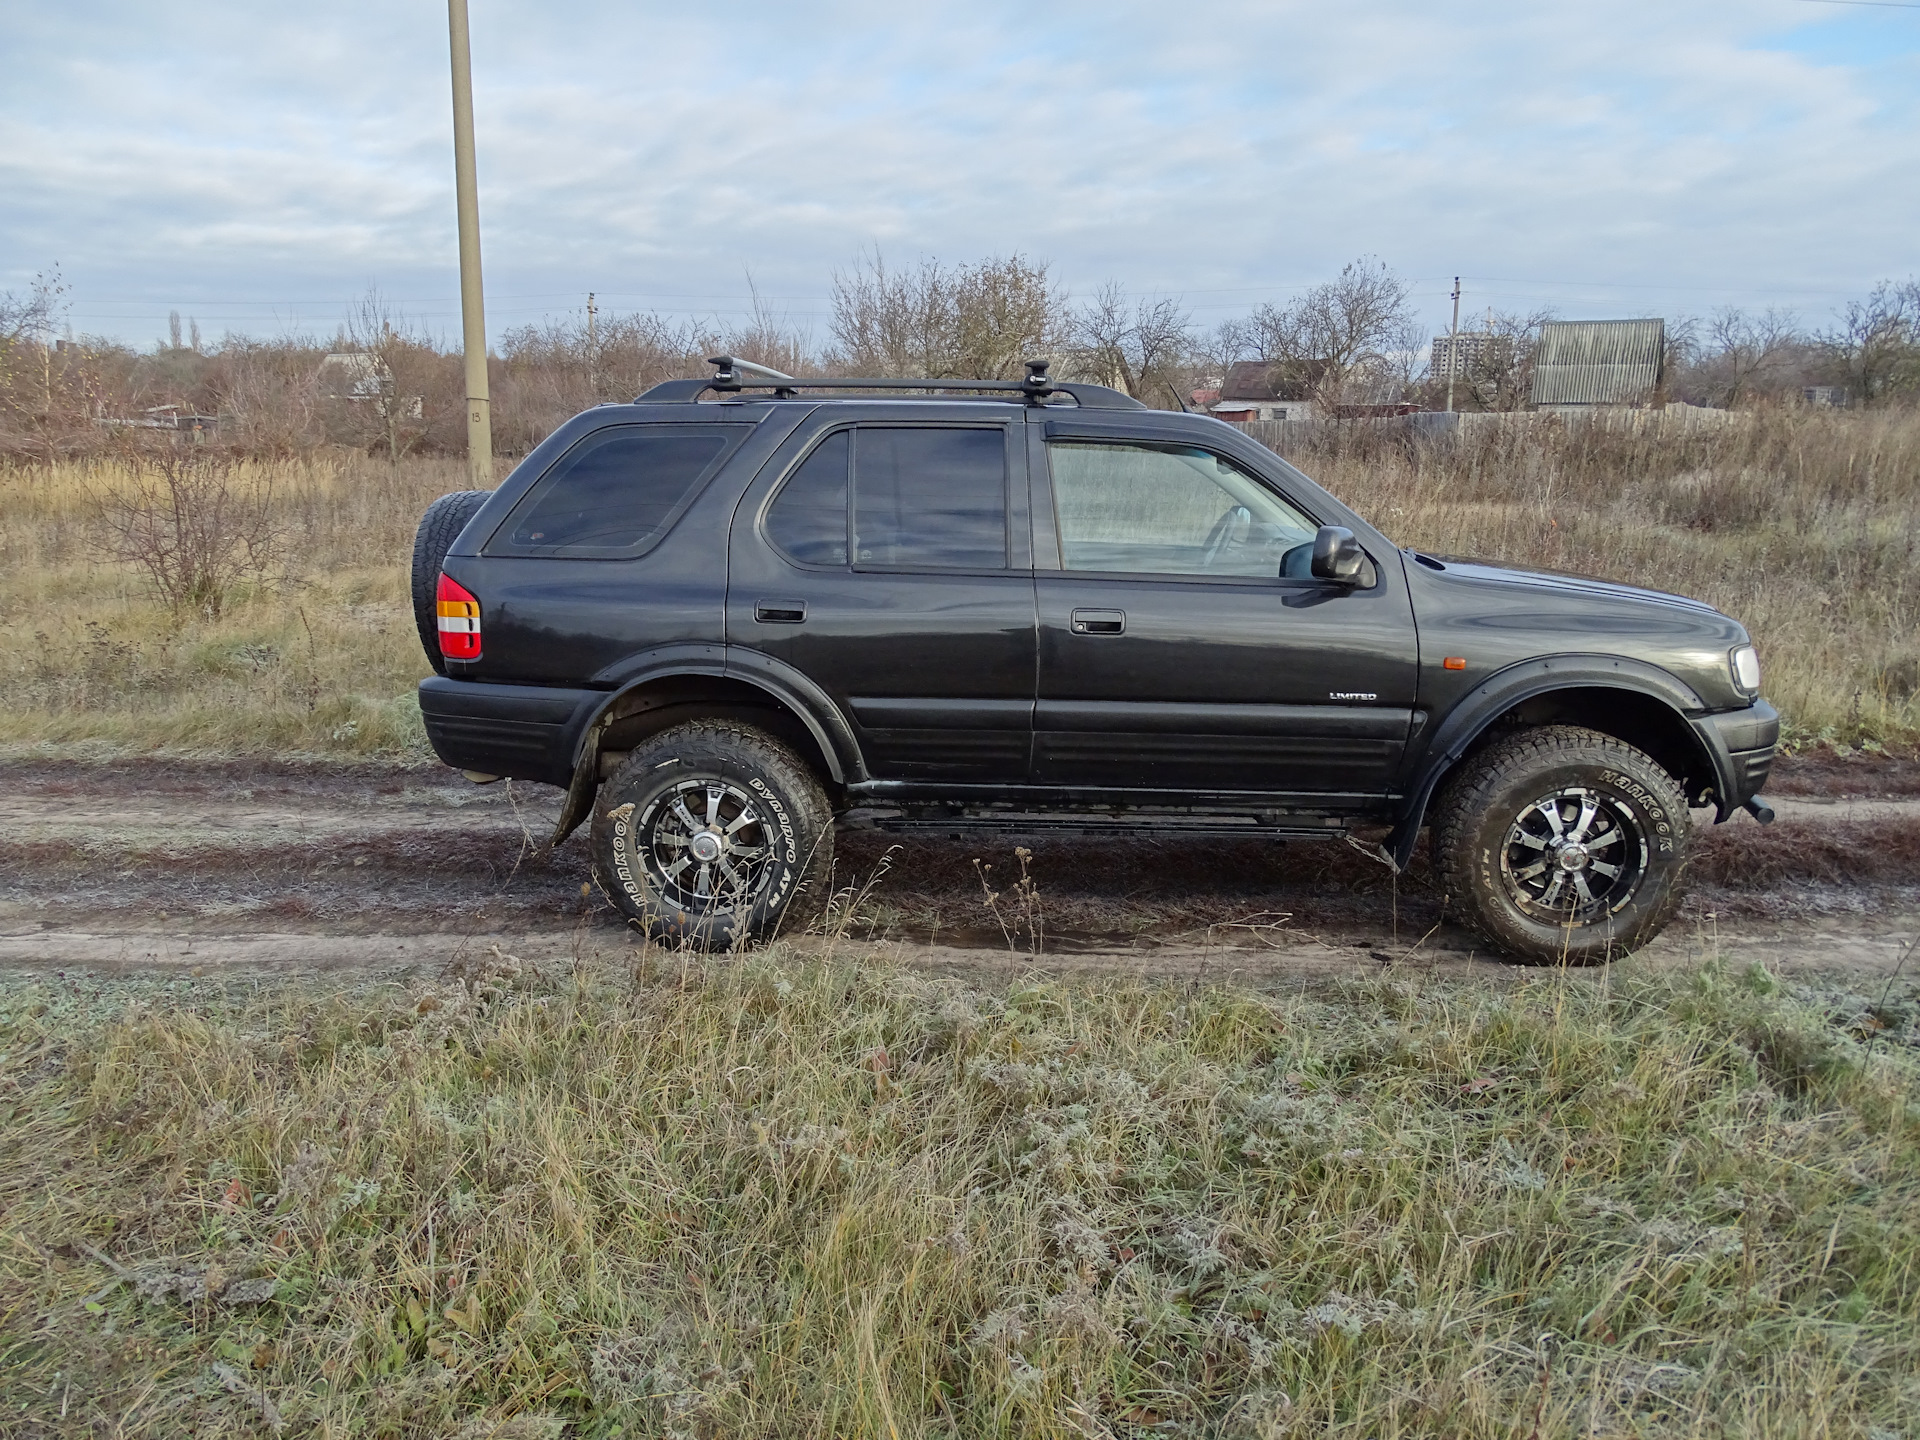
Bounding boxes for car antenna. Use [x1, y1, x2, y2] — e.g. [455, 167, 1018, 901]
[1165, 379, 1191, 413]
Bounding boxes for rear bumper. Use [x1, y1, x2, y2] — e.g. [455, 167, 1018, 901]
[417, 676, 600, 787]
[1693, 699, 1779, 816]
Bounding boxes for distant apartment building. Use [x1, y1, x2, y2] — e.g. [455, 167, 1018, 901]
[1431, 331, 1499, 380]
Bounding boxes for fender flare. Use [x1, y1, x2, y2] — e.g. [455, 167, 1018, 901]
[1384, 655, 1719, 871]
[549, 644, 866, 846]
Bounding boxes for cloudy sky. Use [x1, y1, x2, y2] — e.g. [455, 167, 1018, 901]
[4, 0, 1915, 350]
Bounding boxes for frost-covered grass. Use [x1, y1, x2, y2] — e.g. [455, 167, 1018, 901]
[2, 950, 1917, 1438]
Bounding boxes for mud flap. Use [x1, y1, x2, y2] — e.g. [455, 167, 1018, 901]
[551, 731, 602, 848]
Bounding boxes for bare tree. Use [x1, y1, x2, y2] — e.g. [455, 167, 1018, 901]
[1693, 307, 1801, 407]
[1820, 281, 1920, 406]
[1447, 308, 1555, 412]
[1071, 283, 1193, 404]
[1245, 258, 1418, 412]
[0, 267, 69, 454]
[344, 289, 426, 464]
[830, 252, 1067, 379]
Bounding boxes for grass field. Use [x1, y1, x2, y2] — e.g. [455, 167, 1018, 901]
[1, 405, 1915, 763]
[2, 949, 1917, 1437]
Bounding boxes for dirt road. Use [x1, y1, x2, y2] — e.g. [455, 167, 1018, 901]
[1, 753, 1914, 987]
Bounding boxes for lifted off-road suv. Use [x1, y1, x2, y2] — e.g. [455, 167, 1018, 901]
[411, 358, 1778, 962]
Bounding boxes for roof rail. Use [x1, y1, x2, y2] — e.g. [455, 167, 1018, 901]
[634, 357, 1146, 410]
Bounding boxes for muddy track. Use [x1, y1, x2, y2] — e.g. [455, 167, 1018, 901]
[0, 756, 1914, 985]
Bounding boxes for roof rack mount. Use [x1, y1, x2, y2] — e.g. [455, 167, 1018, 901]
[633, 357, 1145, 410]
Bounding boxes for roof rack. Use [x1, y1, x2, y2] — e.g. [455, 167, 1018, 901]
[633, 357, 1145, 410]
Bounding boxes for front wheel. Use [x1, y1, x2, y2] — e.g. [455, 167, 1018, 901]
[1433, 726, 1692, 965]
[589, 721, 832, 949]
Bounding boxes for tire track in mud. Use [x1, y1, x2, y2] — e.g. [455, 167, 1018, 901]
[0, 760, 1914, 981]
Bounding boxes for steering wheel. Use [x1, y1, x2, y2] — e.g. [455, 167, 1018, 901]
[1199, 505, 1252, 568]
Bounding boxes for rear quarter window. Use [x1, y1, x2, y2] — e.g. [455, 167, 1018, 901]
[487, 423, 746, 557]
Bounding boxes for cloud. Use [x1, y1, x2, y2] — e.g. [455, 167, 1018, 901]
[3, 0, 1914, 343]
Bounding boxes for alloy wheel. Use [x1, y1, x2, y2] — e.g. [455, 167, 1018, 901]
[1498, 785, 1649, 925]
[639, 778, 776, 913]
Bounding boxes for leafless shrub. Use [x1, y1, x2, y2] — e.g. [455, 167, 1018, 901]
[95, 451, 279, 617]
[830, 250, 1067, 379]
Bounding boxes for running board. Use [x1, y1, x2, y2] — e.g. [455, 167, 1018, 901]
[840, 807, 1345, 841]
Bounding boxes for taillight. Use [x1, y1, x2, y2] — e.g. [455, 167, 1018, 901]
[436, 573, 481, 660]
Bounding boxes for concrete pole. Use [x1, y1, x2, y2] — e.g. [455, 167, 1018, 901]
[448, 0, 492, 488]
[1445, 276, 1461, 415]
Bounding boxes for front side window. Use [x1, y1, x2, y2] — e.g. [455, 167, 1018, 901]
[494, 424, 742, 556]
[765, 425, 1009, 570]
[1048, 441, 1318, 578]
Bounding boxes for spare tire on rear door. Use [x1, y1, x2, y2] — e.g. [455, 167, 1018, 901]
[410, 489, 491, 674]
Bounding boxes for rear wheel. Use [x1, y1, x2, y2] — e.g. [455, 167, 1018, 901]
[1433, 725, 1691, 965]
[410, 489, 490, 674]
[589, 721, 832, 949]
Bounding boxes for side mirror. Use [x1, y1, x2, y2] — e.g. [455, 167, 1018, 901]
[1310, 525, 1366, 583]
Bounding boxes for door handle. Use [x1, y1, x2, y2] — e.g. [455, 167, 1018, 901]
[754, 600, 807, 624]
[1069, 608, 1125, 635]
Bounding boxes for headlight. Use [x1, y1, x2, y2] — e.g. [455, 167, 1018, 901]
[1730, 645, 1761, 696]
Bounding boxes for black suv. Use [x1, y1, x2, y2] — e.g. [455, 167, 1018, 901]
[411, 358, 1778, 962]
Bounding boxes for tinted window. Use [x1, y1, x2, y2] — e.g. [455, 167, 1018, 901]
[765, 430, 849, 565]
[1049, 441, 1317, 578]
[500, 425, 739, 555]
[853, 427, 1007, 569]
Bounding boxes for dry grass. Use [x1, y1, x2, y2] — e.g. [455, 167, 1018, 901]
[0, 405, 1915, 760]
[1284, 406, 1920, 747]
[1, 950, 1916, 1437]
[0, 452, 480, 759]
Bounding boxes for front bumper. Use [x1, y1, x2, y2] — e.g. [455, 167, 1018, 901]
[1693, 699, 1779, 816]
[417, 676, 600, 787]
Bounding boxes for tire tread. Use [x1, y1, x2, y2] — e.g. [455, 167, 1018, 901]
[1433, 724, 1691, 964]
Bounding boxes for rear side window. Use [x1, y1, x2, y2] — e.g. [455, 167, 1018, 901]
[854, 428, 1007, 569]
[491, 424, 743, 556]
[764, 426, 1009, 570]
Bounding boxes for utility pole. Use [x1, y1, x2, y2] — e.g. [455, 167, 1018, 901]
[586, 291, 597, 399]
[447, 0, 492, 488]
[1445, 276, 1462, 415]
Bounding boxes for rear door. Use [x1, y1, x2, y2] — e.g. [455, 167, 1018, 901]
[1029, 422, 1418, 806]
[727, 408, 1037, 784]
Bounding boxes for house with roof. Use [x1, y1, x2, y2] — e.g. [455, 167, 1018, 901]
[1207, 361, 1321, 423]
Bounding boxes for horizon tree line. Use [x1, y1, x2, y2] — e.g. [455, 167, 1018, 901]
[2, 257, 1916, 462]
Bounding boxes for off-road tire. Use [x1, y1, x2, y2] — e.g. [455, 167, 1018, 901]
[589, 721, 833, 949]
[410, 489, 491, 674]
[1433, 725, 1691, 965]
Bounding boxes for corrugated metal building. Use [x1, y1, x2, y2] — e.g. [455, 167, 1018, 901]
[1528, 319, 1665, 408]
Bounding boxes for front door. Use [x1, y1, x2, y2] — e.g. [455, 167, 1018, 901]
[1030, 431, 1417, 805]
[727, 412, 1036, 784]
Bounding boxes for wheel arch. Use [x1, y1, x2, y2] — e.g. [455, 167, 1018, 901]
[1387, 657, 1729, 870]
[548, 648, 865, 846]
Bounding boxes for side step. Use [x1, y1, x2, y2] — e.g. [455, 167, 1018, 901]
[840, 807, 1345, 842]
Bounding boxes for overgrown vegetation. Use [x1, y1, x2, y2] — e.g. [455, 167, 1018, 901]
[1, 951, 1916, 1437]
[0, 452, 452, 758]
[1, 402, 1913, 759]
[1283, 405, 1920, 747]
